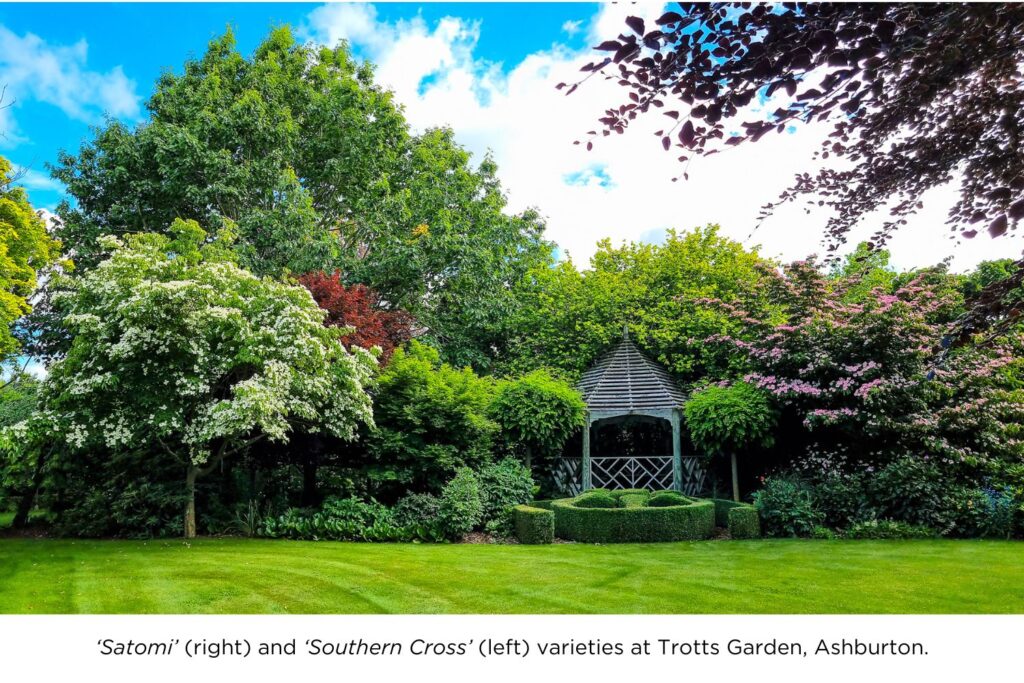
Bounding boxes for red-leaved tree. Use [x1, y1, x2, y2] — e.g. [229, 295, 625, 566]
[298, 272, 415, 363]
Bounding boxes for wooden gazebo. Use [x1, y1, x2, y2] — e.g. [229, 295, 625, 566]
[556, 331, 706, 495]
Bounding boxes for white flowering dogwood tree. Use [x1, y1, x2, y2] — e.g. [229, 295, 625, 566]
[34, 219, 376, 537]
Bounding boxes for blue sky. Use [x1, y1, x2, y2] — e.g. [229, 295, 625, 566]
[2, 1, 1019, 273]
[0, 3, 594, 211]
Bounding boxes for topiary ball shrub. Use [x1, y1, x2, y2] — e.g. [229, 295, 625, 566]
[513, 505, 554, 544]
[727, 505, 761, 539]
[649, 491, 688, 508]
[574, 491, 617, 508]
[552, 494, 714, 543]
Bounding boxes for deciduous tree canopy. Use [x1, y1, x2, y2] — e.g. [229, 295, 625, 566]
[572, 3, 1024, 338]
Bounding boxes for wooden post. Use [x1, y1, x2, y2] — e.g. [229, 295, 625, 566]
[670, 410, 683, 493]
[582, 415, 592, 490]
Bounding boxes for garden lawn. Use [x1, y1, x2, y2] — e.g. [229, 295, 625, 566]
[0, 538, 1021, 614]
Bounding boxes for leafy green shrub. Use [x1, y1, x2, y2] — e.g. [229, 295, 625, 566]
[513, 505, 554, 544]
[846, 520, 937, 540]
[393, 493, 446, 542]
[811, 470, 874, 529]
[368, 342, 497, 496]
[946, 487, 1017, 539]
[574, 491, 617, 508]
[477, 458, 535, 536]
[869, 457, 952, 531]
[438, 468, 484, 540]
[649, 491, 688, 507]
[490, 370, 586, 470]
[552, 496, 714, 543]
[754, 475, 822, 537]
[727, 505, 761, 539]
[262, 497, 405, 541]
[811, 526, 839, 540]
[618, 493, 648, 508]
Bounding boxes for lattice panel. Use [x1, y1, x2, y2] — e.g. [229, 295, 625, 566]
[590, 456, 674, 490]
[553, 456, 707, 495]
[678, 456, 707, 496]
[552, 457, 583, 496]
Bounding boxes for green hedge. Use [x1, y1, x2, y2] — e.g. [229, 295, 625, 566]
[513, 505, 555, 544]
[528, 499, 555, 511]
[711, 498, 743, 526]
[712, 498, 761, 538]
[618, 493, 648, 508]
[649, 491, 688, 508]
[552, 497, 714, 543]
[727, 505, 761, 539]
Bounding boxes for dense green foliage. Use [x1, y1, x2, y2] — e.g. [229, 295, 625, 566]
[685, 382, 776, 456]
[754, 476, 823, 538]
[512, 504, 554, 544]
[727, 506, 762, 540]
[490, 369, 586, 470]
[0, 156, 62, 366]
[756, 465, 1020, 539]
[49, 28, 553, 369]
[476, 458, 535, 536]
[504, 226, 778, 380]
[365, 342, 496, 496]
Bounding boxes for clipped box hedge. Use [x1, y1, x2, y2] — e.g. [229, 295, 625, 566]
[727, 505, 761, 539]
[513, 504, 555, 544]
[552, 496, 714, 543]
[711, 498, 761, 539]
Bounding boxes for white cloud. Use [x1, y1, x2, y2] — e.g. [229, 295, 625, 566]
[561, 20, 582, 37]
[0, 25, 141, 144]
[303, 3, 1024, 273]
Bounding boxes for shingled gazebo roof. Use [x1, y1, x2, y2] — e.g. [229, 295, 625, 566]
[577, 335, 687, 412]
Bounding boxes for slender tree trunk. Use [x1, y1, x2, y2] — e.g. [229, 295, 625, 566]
[524, 445, 532, 472]
[13, 447, 51, 529]
[184, 465, 198, 539]
[730, 452, 740, 503]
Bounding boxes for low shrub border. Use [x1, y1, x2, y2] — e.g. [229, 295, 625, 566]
[712, 498, 762, 539]
[552, 496, 714, 543]
[727, 506, 761, 539]
[513, 505, 555, 544]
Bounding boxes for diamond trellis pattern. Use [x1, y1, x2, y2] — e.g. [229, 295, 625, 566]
[591, 456, 674, 490]
[553, 456, 707, 496]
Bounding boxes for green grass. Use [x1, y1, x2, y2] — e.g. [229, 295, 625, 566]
[0, 537, 1021, 614]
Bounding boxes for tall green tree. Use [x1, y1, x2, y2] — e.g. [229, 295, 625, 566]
[50, 27, 552, 370]
[506, 225, 780, 381]
[0, 156, 62, 371]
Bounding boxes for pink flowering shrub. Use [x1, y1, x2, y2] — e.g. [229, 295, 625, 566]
[706, 259, 1024, 489]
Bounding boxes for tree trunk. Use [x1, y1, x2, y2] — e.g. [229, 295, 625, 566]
[524, 445, 532, 472]
[184, 465, 198, 539]
[730, 452, 740, 503]
[13, 447, 50, 529]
